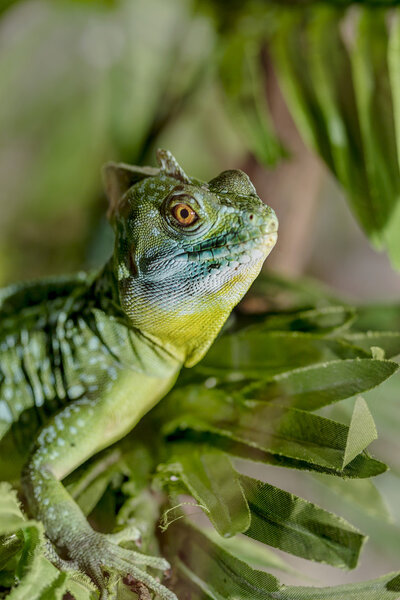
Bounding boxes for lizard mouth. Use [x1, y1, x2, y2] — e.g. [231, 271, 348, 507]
[146, 226, 277, 278]
[184, 230, 278, 265]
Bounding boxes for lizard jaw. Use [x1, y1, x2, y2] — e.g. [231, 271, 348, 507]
[182, 230, 278, 265]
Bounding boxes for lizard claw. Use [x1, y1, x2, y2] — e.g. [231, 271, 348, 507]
[62, 530, 176, 600]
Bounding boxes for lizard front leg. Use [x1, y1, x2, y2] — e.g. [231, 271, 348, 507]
[21, 370, 177, 600]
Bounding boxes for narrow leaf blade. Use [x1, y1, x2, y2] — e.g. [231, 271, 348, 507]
[240, 474, 365, 569]
[234, 359, 398, 411]
[278, 572, 400, 600]
[165, 520, 281, 599]
[343, 332, 400, 359]
[164, 446, 250, 537]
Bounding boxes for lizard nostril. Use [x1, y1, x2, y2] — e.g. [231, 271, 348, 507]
[249, 214, 254, 221]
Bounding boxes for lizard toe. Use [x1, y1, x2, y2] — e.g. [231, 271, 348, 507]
[69, 530, 177, 600]
[107, 524, 141, 546]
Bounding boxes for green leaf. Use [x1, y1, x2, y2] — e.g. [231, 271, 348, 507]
[164, 522, 400, 600]
[278, 572, 400, 600]
[351, 8, 400, 266]
[8, 526, 60, 600]
[0, 483, 26, 534]
[269, 8, 335, 168]
[0, 534, 23, 570]
[196, 330, 368, 379]
[231, 359, 399, 411]
[269, 5, 400, 265]
[204, 529, 302, 576]
[306, 7, 378, 239]
[353, 303, 400, 332]
[389, 10, 400, 269]
[34, 572, 68, 600]
[343, 397, 377, 468]
[250, 270, 340, 309]
[64, 579, 97, 600]
[240, 474, 365, 569]
[162, 446, 250, 537]
[219, 32, 285, 165]
[256, 306, 355, 334]
[162, 388, 383, 474]
[166, 520, 281, 599]
[343, 332, 400, 359]
[173, 430, 386, 479]
[312, 474, 393, 523]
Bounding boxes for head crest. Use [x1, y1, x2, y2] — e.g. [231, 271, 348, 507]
[156, 149, 190, 184]
[103, 150, 190, 220]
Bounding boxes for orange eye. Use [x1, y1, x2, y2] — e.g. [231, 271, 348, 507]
[172, 203, 198, 226]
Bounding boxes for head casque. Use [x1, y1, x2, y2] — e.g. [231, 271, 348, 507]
[103, 149, 278, 367]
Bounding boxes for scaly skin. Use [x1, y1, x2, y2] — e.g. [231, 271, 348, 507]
[0, 150, 278, 599]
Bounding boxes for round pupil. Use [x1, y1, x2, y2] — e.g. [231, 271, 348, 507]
[180, 208, 189, 219]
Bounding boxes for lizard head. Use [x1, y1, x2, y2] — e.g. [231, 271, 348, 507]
[103, 149, 278, 366]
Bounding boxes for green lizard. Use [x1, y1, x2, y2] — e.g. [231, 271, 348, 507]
[0, 150, 278, 599]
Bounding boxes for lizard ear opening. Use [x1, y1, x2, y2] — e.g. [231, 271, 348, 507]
[103, 162, 159, 220]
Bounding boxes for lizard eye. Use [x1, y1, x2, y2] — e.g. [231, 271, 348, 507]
[171, 202, 198, 227]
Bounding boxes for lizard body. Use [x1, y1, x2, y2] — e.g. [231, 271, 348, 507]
[0, 150, 278, 599]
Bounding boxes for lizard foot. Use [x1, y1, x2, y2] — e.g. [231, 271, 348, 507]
[59, 530, 177, 600]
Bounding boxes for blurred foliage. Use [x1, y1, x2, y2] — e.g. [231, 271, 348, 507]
[2, 0, 400, 283]
[0, 0, 244, 283]
[201, 0, 400, 267]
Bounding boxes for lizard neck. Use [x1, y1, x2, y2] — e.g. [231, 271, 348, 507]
[118, 273, 232, 368]
[91, 259, 185, 370]
[92, 258, 122, 314]
[92, 258, 226, 368]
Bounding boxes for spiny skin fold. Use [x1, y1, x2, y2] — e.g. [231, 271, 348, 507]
[0, 149, 278, 599]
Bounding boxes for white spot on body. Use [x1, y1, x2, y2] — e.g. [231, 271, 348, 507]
[55, 416, 65, 431]
[0, 400, 12, 422]
[68, 384, 85, 399]
[3, 388, 13, 401]
[108, 367, 117, 380]
[89, 337, 100, 351]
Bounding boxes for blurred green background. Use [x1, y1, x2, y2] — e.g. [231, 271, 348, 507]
[2, 0, 400, 299]
[1, 0, 400, 590]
